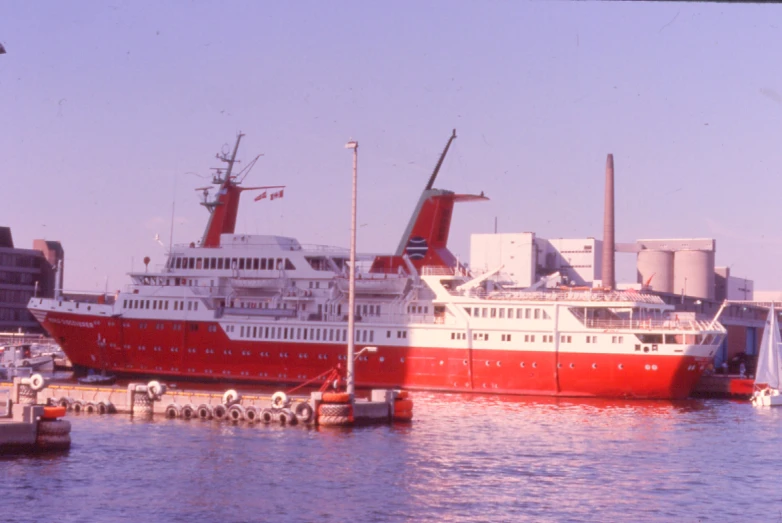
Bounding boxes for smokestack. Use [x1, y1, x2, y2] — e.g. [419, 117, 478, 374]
[602, 154, 615, 289]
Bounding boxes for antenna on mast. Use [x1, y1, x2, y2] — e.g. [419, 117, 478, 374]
[424, 128, 457, 191]
[213, 132, 244, 184]
[168, 176, 176, 254]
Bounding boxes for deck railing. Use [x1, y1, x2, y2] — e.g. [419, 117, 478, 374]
[583, 318, 723, 332]
[452, 288, 666, 305]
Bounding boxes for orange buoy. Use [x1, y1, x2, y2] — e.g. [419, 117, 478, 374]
[395, 390, 410, 400]
[393, 410, 413, 422]
[321, 392, 351, 404]
[394, 399, 413, 412]
[42, 406, 67, 420]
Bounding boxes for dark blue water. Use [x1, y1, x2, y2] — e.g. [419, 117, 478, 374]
[3, 394, 782, 522]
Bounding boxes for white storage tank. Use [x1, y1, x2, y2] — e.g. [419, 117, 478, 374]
[637, 250, 674, 293]
[673, 250, 715, 300]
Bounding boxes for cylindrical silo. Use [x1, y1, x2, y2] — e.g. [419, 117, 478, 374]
[673, 250, 715, 300]
[637, 250, 674, 293]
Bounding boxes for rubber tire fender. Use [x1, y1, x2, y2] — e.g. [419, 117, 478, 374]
[222, 389, 241, 406]
[37, 419, 72, 436]
[278, 408, 297, 425]
[164, 404, 181, 419]
[213, 404, 228, 421]
[147, 380, 165, 400]
[271, 391, 290, 409]
[227, 404, 246, 422]
[196, 404, 213, 420]
[294, 402, 314, 424]
[244, 405, 259, 423]
[260, 408, 274, 424]
[181, 404, 196, 420]
[29, 373, 45, 392]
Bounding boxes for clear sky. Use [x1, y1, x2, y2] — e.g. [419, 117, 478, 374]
[2, 2, 782, 292]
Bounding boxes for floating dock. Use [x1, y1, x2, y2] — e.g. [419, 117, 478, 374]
[1, 376, 413, 430]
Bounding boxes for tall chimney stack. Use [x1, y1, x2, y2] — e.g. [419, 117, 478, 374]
[602, 154, 615, 290]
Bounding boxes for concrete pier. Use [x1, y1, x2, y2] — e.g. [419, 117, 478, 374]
[0, 382, 71, 453]
[13, 381, 413, 426]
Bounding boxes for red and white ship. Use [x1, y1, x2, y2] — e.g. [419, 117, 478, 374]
[28, 133, 725, 399]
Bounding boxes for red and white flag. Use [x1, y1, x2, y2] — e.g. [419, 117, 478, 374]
[270, 189, 284, 200]
[254, 191, 268, 201]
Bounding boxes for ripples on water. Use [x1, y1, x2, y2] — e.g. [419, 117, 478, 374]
[4, 394, 782, 523]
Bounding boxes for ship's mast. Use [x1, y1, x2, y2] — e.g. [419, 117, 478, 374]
[199, 134, 244, 247]
[424, 128, 457, 191]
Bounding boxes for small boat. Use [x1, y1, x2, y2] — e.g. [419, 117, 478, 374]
[77, 373, 117, 386]
[751, 304, 782, 407]
[0, 344, 55, 373]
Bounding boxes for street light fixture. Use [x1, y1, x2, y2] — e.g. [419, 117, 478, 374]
[345, 140, 358, 395]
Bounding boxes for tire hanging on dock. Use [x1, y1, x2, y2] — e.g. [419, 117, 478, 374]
[277, 408, 297, 425]
[260, 408, 274, 424]
[181, 404, 195, 420]
[294, 402, 314, 424]
[244, 406, 259, 423]
[212, 404, 228, 421]
[196, 404, 213, 420]
[165, 404, 181, 419]
[227, 404, 246, 422]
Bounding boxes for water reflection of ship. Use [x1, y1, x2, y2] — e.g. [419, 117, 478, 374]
[422, 391, 711, 416]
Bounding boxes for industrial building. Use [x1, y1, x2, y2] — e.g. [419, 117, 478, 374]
[469, 233, 602, 288]
[0, 227, 64, 334]
[468, 153, 768, 374]
[469, 231, 760, 372]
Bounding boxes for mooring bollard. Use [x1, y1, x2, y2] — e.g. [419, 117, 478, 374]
[15, 374, 46, 406]
[128, 381, 166, 417]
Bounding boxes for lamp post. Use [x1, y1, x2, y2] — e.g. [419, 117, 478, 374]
[345, 140, 358, 395]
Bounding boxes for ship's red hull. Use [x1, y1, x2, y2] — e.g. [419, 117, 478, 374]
[40, 310, 708, 399]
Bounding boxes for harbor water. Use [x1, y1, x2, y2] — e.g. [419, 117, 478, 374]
[3, 392, 782, 522]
